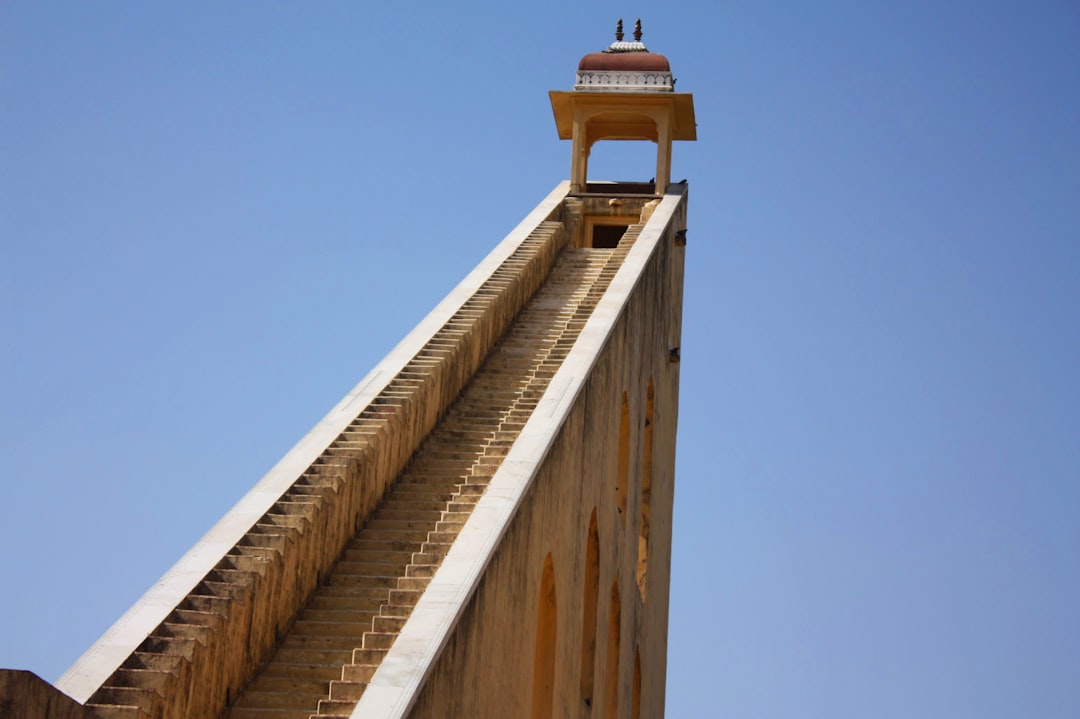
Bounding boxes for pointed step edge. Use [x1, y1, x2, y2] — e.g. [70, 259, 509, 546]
[317, 698, 361, 716]
[328, 679, 367, 701]
[83, 704, 150, 719]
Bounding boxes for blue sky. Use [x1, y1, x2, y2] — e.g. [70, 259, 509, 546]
[2, 2, 1078, 717]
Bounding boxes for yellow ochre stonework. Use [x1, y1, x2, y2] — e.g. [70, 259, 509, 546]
[0, 23, 694, 719]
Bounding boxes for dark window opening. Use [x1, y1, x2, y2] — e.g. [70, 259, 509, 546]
[592, 224, 628, 249]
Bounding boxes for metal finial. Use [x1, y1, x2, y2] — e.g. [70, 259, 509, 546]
[634, 19, 642, 42]
[615, 18, 624, 42]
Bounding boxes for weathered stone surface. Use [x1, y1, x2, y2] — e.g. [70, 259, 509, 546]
[0, 670, 102, 719]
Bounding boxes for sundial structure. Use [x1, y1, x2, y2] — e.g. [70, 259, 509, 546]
[1, 20, 695, 719]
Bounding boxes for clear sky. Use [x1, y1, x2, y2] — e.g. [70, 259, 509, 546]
[2, 2, 1078, 717]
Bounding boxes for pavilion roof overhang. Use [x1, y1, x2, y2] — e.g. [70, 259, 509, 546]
[549, 90, 697, 143]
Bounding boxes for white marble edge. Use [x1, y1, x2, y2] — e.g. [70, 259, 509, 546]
[349, 187, 687, 719]
[55, 181, 572, 703]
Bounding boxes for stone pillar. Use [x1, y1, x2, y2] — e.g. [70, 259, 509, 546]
[655, 111, 672, 194]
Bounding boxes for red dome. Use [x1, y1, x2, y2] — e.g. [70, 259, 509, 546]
[578, 51, 670, 73]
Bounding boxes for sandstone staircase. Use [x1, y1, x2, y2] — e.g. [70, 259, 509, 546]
[230, 234, 637, 719]
[81, 222, 642, 719]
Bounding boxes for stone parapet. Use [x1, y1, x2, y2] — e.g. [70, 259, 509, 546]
[574, 69, 674, 92]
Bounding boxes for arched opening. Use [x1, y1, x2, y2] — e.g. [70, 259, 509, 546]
[580, 111, 659, 188]
[636, 377, 654, 600]
[531, 553, 558, 719]
[584, 139, 659, 186]
[616, 391, 630, 526]
[632, 649, 642, 719]
[580, 510, 600, 711]
[586, 111, 660, 144]
[603, 580, 622, 719]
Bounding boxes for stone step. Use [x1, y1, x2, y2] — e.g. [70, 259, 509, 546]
[89, 686, 157, 714]
[361, 632, 397, 650]
[290, 619, 373, 638]
[397, 576, 430, 592]
[286, 482, 338, 500]
[259, 661, 344, 682]
[231, 544, 283, 560]
[362, 528, 432, 543]
[192, 578, 248, 600]
[341, 663, 378, 683]
[317, 698, 360, 716]
[382, 489, 458, 503]
[341, 548, 414, 565]
[389, 481, 478, 499]
[250, 523, 301, 545]
[474, 455, 506, 467]
[418, 541, 452, 559]
[124, 651, 187, 676]
[259, 513, 308, 533]
[307, 593, 384, 612]
[349, 538, 424, 554]
[376, 499, 451, 513]
[299, 608, 378, 625]
[158, 621, 211, 645]
[386, 588, 423, 608]
[322, 578, 394, 596]
[370, 508, 444, 522]
[327, 438, 373, 451]
[246, 676, 331, 696]
[328, 680, 367, 701]
[230, 708, 313, 719]
[277, 634, 363, 651]
[331, 560, 407, 577]
[404, 564, 436, 578]
[208, 566, 259, 589]
[169, 607, 224, 628]
[312, 582, 390, 600]
[180, 594, 230, 618]
[109, 667, 173, 695]
[136, 635, 196, 661]
[234, 689, 322, 710]
[265, 648, 352, 669]
[293, 480, 342, 498]
[238, 532, 292, 554]
[406, 450, 482, 463]
[400, 465, 466, 488]
[326, 573, 398, 589]
[394, 482, 471, 496]
[351, 648, 388, 665]
[310, 456, 354, 471]
[83, 705, 149, 719]
[411, 550, 446, 565]
[371, 615, 407, 634]
[425, 531, 459, 546]
[426, 428, 496, 440]
[365, 518, 439, 531]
